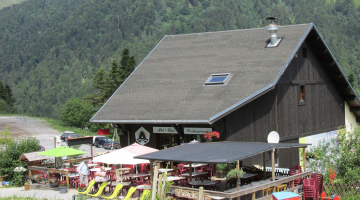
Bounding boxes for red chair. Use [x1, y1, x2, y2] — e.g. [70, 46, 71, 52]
[303, 178, 318, 200]
[206, 164, 214, 178]
[177, 164, 188, 176]
[290, 165, 302, 173]
[311, 173, 324, 196]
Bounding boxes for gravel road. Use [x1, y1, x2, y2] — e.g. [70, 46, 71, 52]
[0, 116, 116, 158]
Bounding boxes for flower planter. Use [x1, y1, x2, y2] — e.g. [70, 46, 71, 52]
[59, 186, 68, 194]
[24, 184, 30, 190]
[216, 171, 224, 178]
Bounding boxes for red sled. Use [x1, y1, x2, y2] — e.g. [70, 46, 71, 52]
[272, 192, 300, 200]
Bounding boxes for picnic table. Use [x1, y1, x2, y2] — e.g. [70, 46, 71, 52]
[89, 167, 112, 172]
[189, 180, 217, 187]
[181, 171, 208, 177]
[184, 163, 207, 171]
[123, 173, 150, 178]
[157, 168, 174, 173]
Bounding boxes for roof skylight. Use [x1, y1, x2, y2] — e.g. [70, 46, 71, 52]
[204, 73, 232, 85]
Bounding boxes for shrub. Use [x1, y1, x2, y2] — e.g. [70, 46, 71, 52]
[0, 137, 40, 186]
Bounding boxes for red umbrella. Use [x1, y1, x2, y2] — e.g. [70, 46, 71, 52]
[97, 129, 110, 135]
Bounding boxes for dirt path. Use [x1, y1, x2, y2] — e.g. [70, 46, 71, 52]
[0, 116, 61, 138]
[0, 115, 114, 157]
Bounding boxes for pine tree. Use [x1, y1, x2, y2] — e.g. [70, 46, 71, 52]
[120, 48, 136, 80]
[4, 84, 15, 106]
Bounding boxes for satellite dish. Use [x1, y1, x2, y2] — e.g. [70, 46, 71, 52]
[267, 131, 280, 143]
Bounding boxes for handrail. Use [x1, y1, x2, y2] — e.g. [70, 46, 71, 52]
[171, 170, 312, 199]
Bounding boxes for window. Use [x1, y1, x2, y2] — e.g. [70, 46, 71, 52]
[204, 73, 231, 85]
[299, 85, 306, 106]
[303, 48, 307, 58]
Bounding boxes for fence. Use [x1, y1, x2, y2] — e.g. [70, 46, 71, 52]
[324, 182, 360, 197]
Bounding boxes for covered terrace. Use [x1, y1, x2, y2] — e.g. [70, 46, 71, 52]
[135, 141, 312, 199]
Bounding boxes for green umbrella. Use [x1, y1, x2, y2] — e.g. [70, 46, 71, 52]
[38, 146, 87, 157]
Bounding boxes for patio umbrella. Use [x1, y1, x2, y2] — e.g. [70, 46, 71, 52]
[122, 142, 159, 156]
[93, 149, 149, 165]
[93, 149, 149, 182]
[38, 146, 87, 157]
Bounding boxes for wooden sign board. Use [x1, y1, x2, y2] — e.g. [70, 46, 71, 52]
[174, 189, 211, 200]
[67, 136, 93, 146]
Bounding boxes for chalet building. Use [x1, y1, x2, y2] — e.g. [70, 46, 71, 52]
[90, 22, 360, 168]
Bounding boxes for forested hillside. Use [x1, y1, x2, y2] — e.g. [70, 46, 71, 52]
[1, 0, 360, 118]
[0, 0, 24, 10]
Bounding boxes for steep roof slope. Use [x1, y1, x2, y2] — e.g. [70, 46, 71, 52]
[90, 24, 315, 124]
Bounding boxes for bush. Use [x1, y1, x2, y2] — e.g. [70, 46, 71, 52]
[60, 98, 97, 128]
[0, 137, 40, 186]
[216, 164, 227, 172]
[307, 126, 360, 183]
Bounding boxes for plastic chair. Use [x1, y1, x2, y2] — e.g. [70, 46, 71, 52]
[102, 184, 123, 199]
[177, 164, 188, 176]
[122, 186, 136, 200]
[276, 184, 287, 192]
[88, 182, 108, 197]
[78, 180, 96, 195]
[140, 190, 151, 200]
[106, 173, 118, 193]
[311, 173, 324, 196]
[303, 178, 318, 200]
[262, 187, 274, 196]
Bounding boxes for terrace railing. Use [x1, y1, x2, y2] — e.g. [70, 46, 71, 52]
[171, 170, 313, 199]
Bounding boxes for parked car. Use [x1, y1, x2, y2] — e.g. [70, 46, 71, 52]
[67, 134, 83, 140]
[60, 131, 75, 141]
[38, 145, 45, 151]
[104, 140, 121, 150]
[94, 137, 111, 148]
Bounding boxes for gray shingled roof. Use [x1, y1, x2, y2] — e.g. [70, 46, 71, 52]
[91, 24, 314, 124]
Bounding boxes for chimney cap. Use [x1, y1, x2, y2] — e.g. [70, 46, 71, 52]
[266, 17, 283, 26]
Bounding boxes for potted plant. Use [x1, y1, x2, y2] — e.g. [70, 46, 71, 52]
[226, 168, 245, 179]
[77, 184, 87, 192]
[49, 178, 60, 188]
[216, 164, 227, 178]
[59, 180, 68, 194]
[203, 131, 220, 142]
[33, 175, 41, 183]
[24, 182, 30, 190]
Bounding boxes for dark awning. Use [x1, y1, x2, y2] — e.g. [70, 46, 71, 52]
[135, 141, 310, 164]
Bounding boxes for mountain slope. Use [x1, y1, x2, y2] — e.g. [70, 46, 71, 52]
[0, 0, 360, 118]
[0, 0, 24, 9]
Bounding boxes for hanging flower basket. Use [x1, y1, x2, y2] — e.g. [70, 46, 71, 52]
[97, 129, 110, 136]
[204, 131, 220, 140]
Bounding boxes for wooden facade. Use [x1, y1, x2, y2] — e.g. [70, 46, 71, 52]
[123, 37, 345, 168]
[215, 38, 345, 168]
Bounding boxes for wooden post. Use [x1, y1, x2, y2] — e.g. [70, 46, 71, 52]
[252, 192, 256, 200]
[151, 166, 159, 200]
[161, 170, 167, 200]
[271, 148, 275, 181]
[66, 171, 69, 189]
[237, 160, 240, 200]
[199, 187, 204, 200]
[157, 174, 163, 198]
[91, 144, 93, 158]
[263, 152, 266, 180]
[189, 163, 192, 182]
[303, 147, 306, 172]
[69, 155, 72, 168]
[150, 160, 154, 183]
[54, 137, 56, 148]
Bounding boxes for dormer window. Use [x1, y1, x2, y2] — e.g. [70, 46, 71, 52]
[204, 73, 232, 85]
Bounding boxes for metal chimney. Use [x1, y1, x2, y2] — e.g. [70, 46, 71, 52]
[268, 24, 279, 45]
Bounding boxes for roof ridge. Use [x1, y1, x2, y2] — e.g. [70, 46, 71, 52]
[166, 23, 313, 37]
